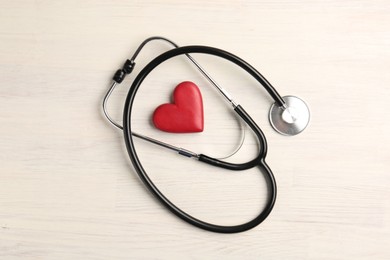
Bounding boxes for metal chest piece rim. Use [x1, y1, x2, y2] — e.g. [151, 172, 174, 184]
[269, 95, 310, 136]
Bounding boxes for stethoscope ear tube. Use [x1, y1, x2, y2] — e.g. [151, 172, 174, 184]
[123, 45, 278, 233]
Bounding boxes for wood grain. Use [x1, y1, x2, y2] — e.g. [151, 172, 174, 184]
[0, 1, 389, 259]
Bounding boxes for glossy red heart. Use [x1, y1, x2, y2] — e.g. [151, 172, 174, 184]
[152, 81, 204, 133]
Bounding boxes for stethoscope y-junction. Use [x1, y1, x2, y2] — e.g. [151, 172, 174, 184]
[103, 36, 310, 233]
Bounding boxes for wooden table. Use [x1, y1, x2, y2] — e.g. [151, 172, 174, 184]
[1, 1, 389, 259]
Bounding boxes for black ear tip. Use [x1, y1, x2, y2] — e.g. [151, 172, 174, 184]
[123, 59, 135, 74]
[113, 69, 125, 83]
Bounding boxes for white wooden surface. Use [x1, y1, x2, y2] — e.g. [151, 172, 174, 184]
[1, 1, 390, 259]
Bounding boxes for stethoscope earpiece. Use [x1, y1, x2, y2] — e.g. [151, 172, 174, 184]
[269, 96, 310, 136]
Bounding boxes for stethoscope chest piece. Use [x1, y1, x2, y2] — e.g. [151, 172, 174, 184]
[269, 96, 310, 136]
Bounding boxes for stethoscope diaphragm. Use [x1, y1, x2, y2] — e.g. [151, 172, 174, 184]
[269, 95, 310, 136]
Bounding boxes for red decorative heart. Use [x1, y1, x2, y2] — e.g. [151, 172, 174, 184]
[152, 81, 204, 133]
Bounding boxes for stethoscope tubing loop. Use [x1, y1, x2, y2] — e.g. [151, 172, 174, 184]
[123, 45, 278, 233]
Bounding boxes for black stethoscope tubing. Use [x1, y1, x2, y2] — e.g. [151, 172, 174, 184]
[123, 45, 277, 233]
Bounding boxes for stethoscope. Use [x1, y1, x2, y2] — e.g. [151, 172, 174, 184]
[103, 36, 310, 233]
